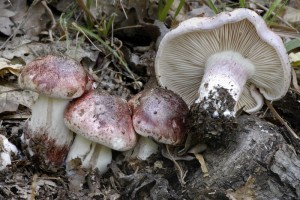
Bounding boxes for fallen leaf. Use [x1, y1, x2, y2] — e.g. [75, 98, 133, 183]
[0, 85, 38, 113]
[0, 16, 14, 36]
[0, 39, 98, 65]
[283, 6, 300, 23]
[226, 176, 256, 200]
[0, 58, 23, 77]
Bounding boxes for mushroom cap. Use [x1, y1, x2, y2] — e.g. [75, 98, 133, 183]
[64, 90, 136, 151]
[19, 55, 91, 99]
[129, 88, 189, 145]
[155, 8, 291, 111]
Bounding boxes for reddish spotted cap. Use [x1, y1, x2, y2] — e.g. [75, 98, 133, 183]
[64, 90, 137, 151]
[129, 88, 188, 145]
[18, 55, 91, 99]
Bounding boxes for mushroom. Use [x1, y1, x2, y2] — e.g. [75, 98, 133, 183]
[128, 88, 188, 160]
[0, 134, 18, 171]
[64, 89, 136, 174]
[155, 9, 291, 134]
[18, 55, 91, 166]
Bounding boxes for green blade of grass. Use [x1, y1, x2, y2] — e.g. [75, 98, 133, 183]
[158, 0, 174, 21]
[263, 0, 281, 21]
[285, 38, 300, 52]
[76, 0, 95, 28]
[158, 0, 164, 18]
[173, 0, 185, 19]
[72, 22, 137, 82]
[239, 0, 246, 8]
[206, 0, 219, 14]
[102, 13, 116, 37]
[268, 0, 288, 25]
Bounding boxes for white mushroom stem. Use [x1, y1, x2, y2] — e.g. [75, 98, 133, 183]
[124, 136, 159, 161]
[23, 95, 73, 164]
[66, 135, 112, 174]
[196, 51, 255, 117]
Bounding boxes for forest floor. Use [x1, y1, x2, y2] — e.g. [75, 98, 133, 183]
[0, 1, 299, 199]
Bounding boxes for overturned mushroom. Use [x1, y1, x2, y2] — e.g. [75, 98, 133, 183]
[155, 8, 291, 136]
[128, 88, 188, 160]
[64, 89, 136, 174]
[18, 55, 91, 166]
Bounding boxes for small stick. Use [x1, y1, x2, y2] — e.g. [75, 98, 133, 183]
[166, 145, 187, 185]
[189, 144, 209, 177]
[265, 100, 299, 140]
[41, 0, 57, 42]
[292, 68, 300, 94]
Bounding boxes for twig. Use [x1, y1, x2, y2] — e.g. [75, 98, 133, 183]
[188, 144, 209, 177]
[166, 145, 187, 186]
[30, 174, 38, 200]
[113, 25, 143, 33]
[119, 0, 128, 19]
[265, 100, 299, 140]
[289, 88, 300, 95]
[254, 3, 298, 33]
[0, 89, 23, 94]
[292, 68, 300, 94]
[193, 153, 209, 177]
[41, 0, 57, 42]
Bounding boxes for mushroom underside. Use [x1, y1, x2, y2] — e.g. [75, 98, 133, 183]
[156, 19, 287, 113]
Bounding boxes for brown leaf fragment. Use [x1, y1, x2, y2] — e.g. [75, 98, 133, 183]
[226, 176, 256, 200]
[0, 58, 23, 77]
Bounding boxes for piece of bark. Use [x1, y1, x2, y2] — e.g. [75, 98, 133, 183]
[186, 115, 300, 200]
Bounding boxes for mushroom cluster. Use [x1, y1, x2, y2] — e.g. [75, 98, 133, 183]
[18, 55, 189, 174]
[155, 8, 291, 136]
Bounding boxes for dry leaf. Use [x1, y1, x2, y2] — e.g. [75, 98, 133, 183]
[283, 6, 300, 23]
[0, 16, 14, 36]
[21, 2, 49, 37]
[0, 1, 16, 36]
[0, 85, 38, 113]
[1, 39, 98, 65]
[0, 58, 23, 76]
[226, 176, 256, 200]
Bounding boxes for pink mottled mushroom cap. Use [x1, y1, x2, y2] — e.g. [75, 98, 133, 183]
[64, 90, 137, 151]
[18, 55, 91, 99]
[129, 88, 189, 145]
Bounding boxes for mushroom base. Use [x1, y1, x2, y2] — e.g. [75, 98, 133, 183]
[22, 95, 74, 166]
[186, 86, 238, 141]
[123, 136, 159, 160]
[66, 135, 112, 175]
[22, 127, 70, 167]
